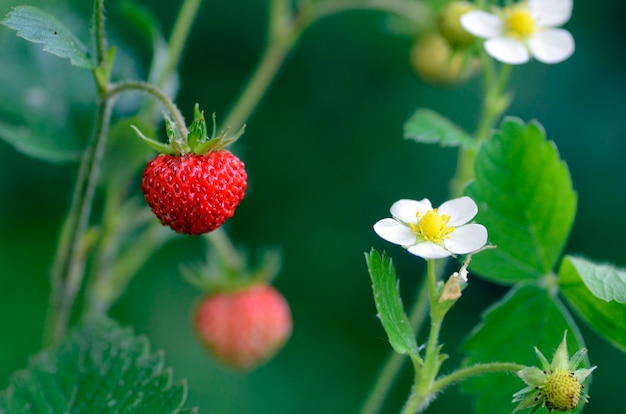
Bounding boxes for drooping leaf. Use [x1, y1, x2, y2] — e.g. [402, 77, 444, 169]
[1, 6, 94, 69]
[404, 108, 475, 148]
[466, 118, 577, 284]
[0, 121, 80, 163]
[365, 249, 419, 359]
[0, 318, 194, 413]
[559, 256, 626, 351]
[462, 285, 587, 414]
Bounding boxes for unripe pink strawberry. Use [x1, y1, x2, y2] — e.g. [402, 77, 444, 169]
[194, 284, 292, 370]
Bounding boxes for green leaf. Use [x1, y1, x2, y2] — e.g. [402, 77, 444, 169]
[365, 249, 419, 359]
[465, 118, 577, 284]
[462, 285, 587, 414]
[559, 256, 626, 351]
[0, 318, 193, 413]
[560, 255, 626, 303]
[1, 6, 94, 69]
[404, 108, 475, 148]
[0, 121, 80, 163]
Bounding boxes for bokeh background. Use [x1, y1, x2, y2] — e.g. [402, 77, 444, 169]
[1, 0, 624, 413]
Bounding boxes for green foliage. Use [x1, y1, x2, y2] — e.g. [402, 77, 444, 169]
[0, 318, 194, 414]
[404, 108, 474, 148]
[365, 249, 419, 360]
[1, 6, 94, 70]
[462, 285, 587, 414]
[0, 121, 80, 163]
[466, 118, 577, 284]
[560, 255, 626, 303]
[559, 256, 626, 351]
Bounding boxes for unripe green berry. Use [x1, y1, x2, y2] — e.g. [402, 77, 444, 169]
[410, 33, 477, 86]
[543, 370, 581, 412]
[439, 2, 475, 48]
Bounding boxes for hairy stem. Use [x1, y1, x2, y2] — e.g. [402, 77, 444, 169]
[107, 81, 188, 137]
[449, 53, 512, 197]
[45, 97, 114, 345]
[359, 272, 430, 414]
[93, 0, 107, 64]
[431, 362, 525, 395]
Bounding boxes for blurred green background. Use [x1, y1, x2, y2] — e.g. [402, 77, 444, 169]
[0, 0, 624, 413]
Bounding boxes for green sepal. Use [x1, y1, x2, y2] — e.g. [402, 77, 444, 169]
[181, 231, 283, 294]
[164, 117, 188, 154]
[130, 125, 176, 155]
[187, 104, 208, 150]
[192, 123, 246, 155]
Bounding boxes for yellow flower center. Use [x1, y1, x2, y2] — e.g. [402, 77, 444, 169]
[505, 8, 535, 37]
[409, 209, 455, 243]
[543, 370, 581, 412]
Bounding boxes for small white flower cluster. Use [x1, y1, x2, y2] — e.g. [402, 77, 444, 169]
[461, 0, 575, 64]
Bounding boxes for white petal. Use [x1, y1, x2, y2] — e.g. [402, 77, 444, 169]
[373, 218, 416, 246]
[390, 199, 431, 223]
[460, 11, 504, 38]
[528, 29, 575, 64]
[484, 37, 530, 64]
[444, 224, 488, 254]
[438, 196, 478, 226]
[528, 0, 572, 28]
[408, 242, 451, 259]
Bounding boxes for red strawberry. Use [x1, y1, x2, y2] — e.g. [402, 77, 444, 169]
[141, 150, 247, 235]
[194, 283, 292, 370]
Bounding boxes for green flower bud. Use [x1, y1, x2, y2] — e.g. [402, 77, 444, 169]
[438, 2, 475, 48]
[410, 33, 478, 86]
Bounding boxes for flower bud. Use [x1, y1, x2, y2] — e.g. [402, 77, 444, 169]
[438, 2, 475, 48]
[410, 33, 478, 86]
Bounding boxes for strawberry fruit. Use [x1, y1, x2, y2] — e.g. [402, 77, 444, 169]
[134, 105, 247, 235]
[194, 283, 292, 371]
[141, 151, 247, 235]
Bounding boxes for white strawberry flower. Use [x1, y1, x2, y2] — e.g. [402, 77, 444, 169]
[373, 196, 488, 259]
[460, 0, 575, 64]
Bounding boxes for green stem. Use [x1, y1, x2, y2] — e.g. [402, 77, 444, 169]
[449, 55, 512, 197]
[45, 96, 114, 345]
[87, 219, 173, 316]
[158, 0, 204, 87]
[94, 0, 106, 64]
[221, 0, 430, 132]
[206, 228, 246, 273]
[220, 28, 298, 131]
[359, 272, 430, 414]
[431, 362, 525, 395]
[82, 0, 205, 320]
[305, 0, 430, 26]
[401, 260, 445, 414]
[107, 81, 188, 137]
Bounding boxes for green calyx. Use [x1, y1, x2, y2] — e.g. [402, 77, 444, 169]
[131, 103, 245, 156]
[181, 233, 283, 296]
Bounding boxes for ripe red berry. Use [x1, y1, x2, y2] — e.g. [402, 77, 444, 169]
[141, 150, 247, 235]
[194, 284, 292, 371]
